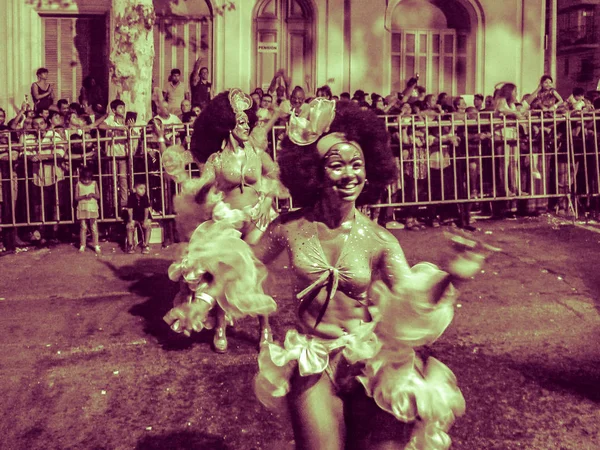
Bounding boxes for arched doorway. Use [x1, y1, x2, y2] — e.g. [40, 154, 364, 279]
[152, 0, 213, 96]
[253, 0, 315, 94]
[386, 0, 481, 96]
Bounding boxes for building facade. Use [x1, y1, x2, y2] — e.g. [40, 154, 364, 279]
[1, 0, 547, 114]
[555, 0, 600, 97]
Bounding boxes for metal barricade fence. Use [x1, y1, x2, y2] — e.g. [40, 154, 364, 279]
[0, 124, 198, 229]
[371, 112, 599, 218]
[1, 113, 599, 230]
[569, 112, 600, 217]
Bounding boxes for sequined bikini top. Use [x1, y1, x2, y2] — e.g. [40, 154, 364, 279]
[213, 145, 262, 193]
[286, 212, 375, 325]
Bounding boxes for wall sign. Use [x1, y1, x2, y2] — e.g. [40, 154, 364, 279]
[258, 42, 278, 53]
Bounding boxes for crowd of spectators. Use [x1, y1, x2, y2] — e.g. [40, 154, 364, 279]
[249, 70, 600, 230]
[1, 64, 600, 253]
[0, 65, 203, 252]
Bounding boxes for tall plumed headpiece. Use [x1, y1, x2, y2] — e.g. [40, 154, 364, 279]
[288, 97, 336, 146]
[228, 88, 253, 120]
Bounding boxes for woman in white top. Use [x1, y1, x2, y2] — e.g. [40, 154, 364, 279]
[494, 83, 524, 198]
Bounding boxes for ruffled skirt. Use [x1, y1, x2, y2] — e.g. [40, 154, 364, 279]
[254, 263, 466, 450]
[164, 219, 277, 330]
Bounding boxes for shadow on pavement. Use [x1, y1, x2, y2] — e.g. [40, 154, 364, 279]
[510, 361, 600, 404]
[100, 256, 293, 354]
[574, 260, 600, 314]
[101, 258, 212, 351]
[136, 430, 230, 450]
[435, 345, 600, 448]
[524, 225, 600, 313]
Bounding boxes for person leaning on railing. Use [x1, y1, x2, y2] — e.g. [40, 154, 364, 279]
[493, 83, 524, 199]
[567, 96, 599, 220]
[0, 108, 8, 141]
[8, 102, 35, 133]
[65, 110, 107, 156]
[453, 107, 491, 231]
[21, 114, 67, 243]
[400, 108, 432, 230]
[524, 75, 564, 114]
[97, 99, 137, 216]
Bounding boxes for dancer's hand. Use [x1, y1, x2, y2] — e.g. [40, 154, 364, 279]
[255, 197, 273, 229]
[447, 250, 486, 280]
[445, 231, 501, 280]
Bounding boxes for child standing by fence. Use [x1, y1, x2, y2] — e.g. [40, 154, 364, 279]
[75, 166, 101, 254]
[126, 181, 152, 254]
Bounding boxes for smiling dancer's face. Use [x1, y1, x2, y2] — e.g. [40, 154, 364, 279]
[321, 143, 366, 204]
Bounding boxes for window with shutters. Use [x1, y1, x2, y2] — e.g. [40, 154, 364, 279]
[388, 0, 475, 96]
[153, 9, 212, 95]
[391, 29, 470, 96]
[42, 15, 108, 105]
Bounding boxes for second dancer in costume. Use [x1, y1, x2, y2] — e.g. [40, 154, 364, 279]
[161, 89, 288, 353]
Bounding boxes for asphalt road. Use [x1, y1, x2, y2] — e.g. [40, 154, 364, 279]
[0, 215, 599, 450]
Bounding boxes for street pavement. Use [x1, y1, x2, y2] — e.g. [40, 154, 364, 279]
[0, 215, 599, 450]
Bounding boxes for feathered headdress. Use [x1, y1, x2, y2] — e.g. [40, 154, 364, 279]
[288, 97, 336, 146]
[228, 88, 253, 120]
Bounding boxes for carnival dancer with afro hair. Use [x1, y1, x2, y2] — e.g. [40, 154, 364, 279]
[250, 99, 493, 449]
[159, 89, 289, 353]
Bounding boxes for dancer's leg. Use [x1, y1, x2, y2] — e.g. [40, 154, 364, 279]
[288, 372, 345, 450]
[241, 222, 274, 349]
[257, 314, 272, 348]
[213, 306, 228, 353]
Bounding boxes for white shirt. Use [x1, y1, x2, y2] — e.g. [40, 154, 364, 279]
[154, 114, 182, 126]
[103, 115, 128, 157]
[154, 114, 182, 142]
[165, 82, 186, 115]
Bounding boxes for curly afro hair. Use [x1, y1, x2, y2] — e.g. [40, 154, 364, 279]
[191, 91, 258, 163]
[277, 101, 398, 207]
